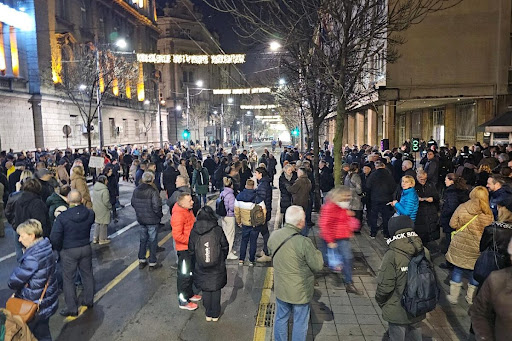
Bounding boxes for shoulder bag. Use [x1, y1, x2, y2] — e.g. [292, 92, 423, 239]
[271, 233, 300, 265]
[451, 215, 478, 238]
[6, 279, 50, 323]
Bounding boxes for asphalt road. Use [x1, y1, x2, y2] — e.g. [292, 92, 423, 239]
[0, 141, 280, 341]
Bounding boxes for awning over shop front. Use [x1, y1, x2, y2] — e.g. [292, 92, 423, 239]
[477, 111, 512, 133]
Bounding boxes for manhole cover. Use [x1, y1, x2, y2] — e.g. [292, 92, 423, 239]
[352, 252, 375, 276]
[256, 303, 275, 327]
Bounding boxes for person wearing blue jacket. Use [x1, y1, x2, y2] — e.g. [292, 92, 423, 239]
[255, 167, 273, 262]
[8, 219, 59, 341]
[391, 175, 419, 222]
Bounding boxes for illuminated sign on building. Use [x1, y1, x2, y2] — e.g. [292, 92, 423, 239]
[136, 53, 246, 65]
[212, 88, 272, 95]
[0, 4, 33, 31]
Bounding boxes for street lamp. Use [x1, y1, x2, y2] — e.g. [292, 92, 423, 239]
[269, 41, 281, 51]
[227, 97, 234, 104]
[79, 84, 87, 91]
[279, 78, 286, 86]
[176, 105, 182, 111]
[144, 99, 150, 105]
[115, 39, 127, 49]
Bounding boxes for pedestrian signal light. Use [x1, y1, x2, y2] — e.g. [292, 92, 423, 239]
[412, 138, 420, 152]
[292, 127, 300, 137]
[182, 129, 190, 139]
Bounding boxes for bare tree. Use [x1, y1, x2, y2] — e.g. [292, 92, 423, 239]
[139, 109, 155, 144]
[188, 102, 209, 142]
[57, 43, 138, 152]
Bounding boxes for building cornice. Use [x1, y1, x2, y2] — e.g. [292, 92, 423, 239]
[112, 0, 160, 34]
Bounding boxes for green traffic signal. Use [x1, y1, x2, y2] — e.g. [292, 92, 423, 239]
[291, 127, 300, 136]
[182, 129, 190, 139]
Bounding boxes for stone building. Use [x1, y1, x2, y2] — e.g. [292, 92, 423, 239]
[325, 0, 512, 150]
[0, 0, 167, 152]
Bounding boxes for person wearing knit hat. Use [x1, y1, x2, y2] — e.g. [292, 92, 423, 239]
[376, 215, 428, 340]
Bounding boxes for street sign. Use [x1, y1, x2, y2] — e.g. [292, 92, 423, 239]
[62, 125, 71, 137]
[412, 138, 420, 152]
[204, 126, 215, 137]
[89, 156, 104, 169]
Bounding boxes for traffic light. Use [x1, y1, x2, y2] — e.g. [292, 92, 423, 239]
[412, 138, 420, 152]
[182, 129, 190, 139]
[291, 127, 300, 137]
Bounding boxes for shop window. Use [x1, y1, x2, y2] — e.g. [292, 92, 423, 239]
[432, 107, 445, 146]
[456, 102, 476, 140]
[109, 118, 116, 139]
[411, 111, 421, 138]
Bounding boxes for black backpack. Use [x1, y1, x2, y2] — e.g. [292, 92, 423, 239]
[400, 248, 439, 317]
[195, 230, 221, 268]
[216, 194, 227, 217]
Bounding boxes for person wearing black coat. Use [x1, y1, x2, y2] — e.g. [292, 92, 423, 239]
[163, 164, 179, 198]
[267, 155, 277, 186]
[318, 161, 334, 195]
[239, 160, 253, 190]
[366, 161, 396, 238]
[255, 167, 272, 261]
[122, 152, 133, 181]
[188, 206, 228, 321]
[414, 171, 440, 245]
[203, 156, 217, 191]
[103, 164, 119, 222]
[279, 165, 297, 215]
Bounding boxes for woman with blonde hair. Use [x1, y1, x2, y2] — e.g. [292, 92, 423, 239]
[15, 169, 33, 192]
[446, 186, 493, 305]
[70, 166, 92, 209]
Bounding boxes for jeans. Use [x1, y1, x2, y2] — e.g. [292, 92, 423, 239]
[177, 250, 194, 304]
[199, 194, 207, 206]
[388, 322, 422, 341]
[27, 316, 51, 341]
[368, 202, 393, 236]
[451, 266, 479, 286]
[203, 290, 221, 318]
[222, 216, 236, 254]
[334, 239, 353, 284]
[239, 225, 260, 262]
[61, 245, 94, 313]
[138, 225, 158, 265]
[274, 298, 310, 341]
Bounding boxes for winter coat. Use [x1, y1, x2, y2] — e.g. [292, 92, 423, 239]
[375, 228, 428, 325]
[70, 169, 92, 209]
[8, 169, 22, 193]
[319, 168, 334, 193]
[167, 185, 200, 216]
[267, 157, 277, 177]
[319, 201, 360, 243]
[188, 215, 228, 292]
[414, 181, 440, 242]
[203, 157, 216, 176]
[344, 172, 363, 211]
[178, 164, 188, 178]
[171, 204, 195, 251]
[279, 172, 297, 214]
[56, 164, 70, 185]
[470, 267, 512, 341]
[424, 157, 439, 185]
[268, 223, 324, 304]
[92, 182, 112, 225]
[162, 166, 179, 196]
[440, 185, 469, 233]
[255, 176, 273, 222]
[234, 189, 267, 227]
[479, 221, 512, 257]
[394, 187, 419, 222]
[366, 168, 396, 204]
[50, 205, 95, 251]
[13, 191, 50, 237]
[239, 167, 252, 189]
[130, 183, 162, 226]
[446, 199, 493, 270]
[489, 186, 512, 220]
[7, 238, 59, 320]
[220, 187, 235, 217]
[37, 179, 54, 204]
[192, 167, 209, 195]
[46, 193, 69, 227]
[0, 309, 37, 341]
[287, 174, 311, 210]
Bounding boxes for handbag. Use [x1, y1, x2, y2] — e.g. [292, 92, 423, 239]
[327, 248, 343, 273]
[474, 228, 508, 283]
[451, 215, 478, 238]
[6, 279, 50, 323]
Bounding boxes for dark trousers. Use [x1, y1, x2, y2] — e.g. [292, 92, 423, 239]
[203, 290, 221, 318]
[354, 210, 363, 231]
[368, 202, 393, 236]
[122, 164, 130, 181]
[61, 245, 94, 313]
[260, 222, 269, 255]
[27, 316, 51, 341]
[177, 250, 194, 304]
[240, 225, 261, 262]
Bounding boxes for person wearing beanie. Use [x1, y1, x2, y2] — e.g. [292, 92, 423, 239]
[375, 215, 429, 340]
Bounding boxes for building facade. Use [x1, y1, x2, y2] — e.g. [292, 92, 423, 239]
[0, 0, 167, 152]
[325, 0, 512, 150]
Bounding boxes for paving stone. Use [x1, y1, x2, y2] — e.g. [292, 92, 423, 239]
[311, 312, 335, 324]
[355, 314, 382, 325]
[361, 324, 386, 336]
[329, 296, 352, 306]
[312, 323, 339, 336]
[335, 324, 362, 336]
[327, 289, 349, 297]
[330, 305, 354, 314]
[333, 314, 358, 324]
[352, 305, 378, 315]
[311, 336, 339, 341]
[311, 303, 334, 315]
[349, 297, 373, 306]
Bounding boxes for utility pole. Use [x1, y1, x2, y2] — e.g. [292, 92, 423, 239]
[95, 47, 104, 150]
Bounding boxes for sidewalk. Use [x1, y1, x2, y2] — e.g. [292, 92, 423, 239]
[265, 211, 473, 341]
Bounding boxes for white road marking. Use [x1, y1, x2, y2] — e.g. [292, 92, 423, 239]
[107, 221, 138, 239]
[0, 252, 15, 263]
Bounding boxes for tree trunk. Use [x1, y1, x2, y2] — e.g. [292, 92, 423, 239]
[333, 97, 346, 186]
[87, 123, 93, 154]
[312, 121, 322, 210]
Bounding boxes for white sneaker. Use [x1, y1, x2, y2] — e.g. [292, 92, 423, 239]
[227, 253, 238, 260]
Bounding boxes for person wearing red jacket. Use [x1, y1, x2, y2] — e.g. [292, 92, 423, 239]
[171, 192, 201, 311]
[319, 186, 363, 295]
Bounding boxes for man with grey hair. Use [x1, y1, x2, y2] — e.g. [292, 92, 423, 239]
[131, 172, 163, 270]
[401, 160, 416, 178]
[268, 205, 323, 341]
[50, 190, 95, 317]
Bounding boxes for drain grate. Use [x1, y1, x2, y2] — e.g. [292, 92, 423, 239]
[256, 303, 275, 327]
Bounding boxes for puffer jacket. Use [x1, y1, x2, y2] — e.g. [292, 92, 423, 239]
[70, 169, 92, 209]
[318, 201, 359, 243]
[279, 172, 297, 214]
[255, 176, 272, 222]
[220, 187, 235, 217]
[268, 223, 324, 304]
[394, 187, 419, 222]
[470, 267, 512, 341]
[414, 181, 440, 242]
[446, 199, 493, 270]
[287, 174, 311, 210]
[8, 238, 59, 320]
[375, 228, 428, 324]
[171, 204, 195, 251]
[50, 205, 95, 251]
[489, 186, 512, 220]
[234, 189, 266, 227]
[344, 172, 363, 211]
[188, 213, 228, 292]
[46, 192, 69, 227]
[92, 182, 112, 225]
[440, 185, 469, 233]
[130, 183, 162, 226]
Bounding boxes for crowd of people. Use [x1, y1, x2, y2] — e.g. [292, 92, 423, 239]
[1, 137, 512, 340]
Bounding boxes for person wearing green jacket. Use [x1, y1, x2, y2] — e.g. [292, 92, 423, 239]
[92, 175, 112, 245]
[46, 184, 71, 228]
[268, 205, 324, 341]
[375, 216, 429, 341]
[192, 161, 209, 206]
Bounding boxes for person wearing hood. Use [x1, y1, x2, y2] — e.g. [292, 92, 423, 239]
[50, 190, 95, 317]
[70, 165, 92, 209]
[487, 174, 512, 220]
[219, 177, 238, 260]
[375, 215, 429, 340]
[255, 167, 273, 262]
[92, 175, 112, 245]
[188, 206, 229, 321]
[446, 186, 494, 305]
[8, 219, 59, 341]
[46, 184, 71, 228]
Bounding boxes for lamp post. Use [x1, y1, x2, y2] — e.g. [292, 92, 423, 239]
[185, 80, 204, 144]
